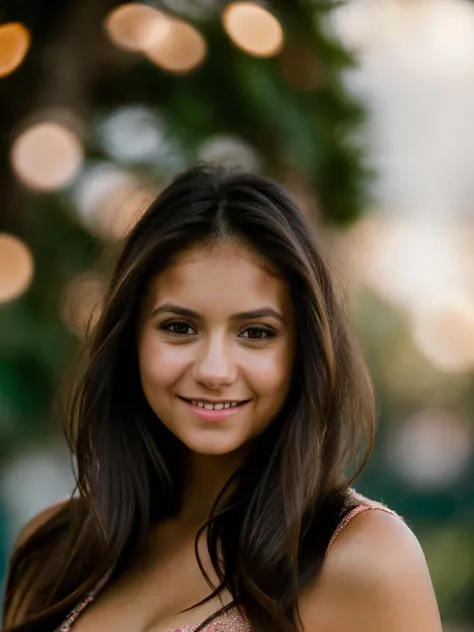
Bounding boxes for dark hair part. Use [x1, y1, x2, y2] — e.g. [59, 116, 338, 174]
[3, 165, 376, 632]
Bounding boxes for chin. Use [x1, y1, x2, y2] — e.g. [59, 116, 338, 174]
[183, 434, 248, 457]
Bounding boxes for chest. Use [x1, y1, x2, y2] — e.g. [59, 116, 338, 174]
[69, 530, 233, 632]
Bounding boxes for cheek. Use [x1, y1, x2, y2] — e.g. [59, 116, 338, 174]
[246, 346, 293, 399]
[138, 332, 189, 388]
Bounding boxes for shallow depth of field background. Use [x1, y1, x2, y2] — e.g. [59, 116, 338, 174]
[1, 0, 474, 627]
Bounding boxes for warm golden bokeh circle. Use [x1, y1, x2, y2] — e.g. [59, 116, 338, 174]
[0, 234, 34, 303]
[104, 3, 171, 53]
[222, 2, 284, 58]
[98, 183, 157, 239]
[0, 22, 31, 78]
[11, 121, 83, 191]
[60, 272, 107, 337]
[411, 301, 474, 374]
[144, 18, 207, 73]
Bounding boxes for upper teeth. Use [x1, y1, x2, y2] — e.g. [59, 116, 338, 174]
[191, 401, 241, 410]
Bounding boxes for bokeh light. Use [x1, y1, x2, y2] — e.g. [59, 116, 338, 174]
[97, 106, 165, 163]
[366, 220, 462, 311]
[197, 135, 261, 171]
[411, 299, 474, 374]
[334, 214, 474, 377]
[337, 215, 473, 315]
[0, 22, 31, 78]
[104, 3, 171, 53]
[59, 272, 107, 337]
[73, 163, 156, 239]
[73, 163, 136, 228]
[11, 121, 83, 191]
[95, 106, 185, 170]
[222, 2, 284, 58]
[98, 182, 156, 239]
[0, 234, 34, 304]
[144, 17, 207, 73]
[388, 409, 472, 490]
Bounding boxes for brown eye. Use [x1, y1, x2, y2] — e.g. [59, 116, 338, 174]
[161, 320, 195, 336]
[240, 326, 275, 340]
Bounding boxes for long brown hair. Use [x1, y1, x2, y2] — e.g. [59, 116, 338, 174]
[3, 165, 376, 632]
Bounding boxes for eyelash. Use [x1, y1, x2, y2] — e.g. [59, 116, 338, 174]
[160, 320, 276, 342]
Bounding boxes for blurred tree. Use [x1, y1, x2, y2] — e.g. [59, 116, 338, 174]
[0, 0, 367, 456]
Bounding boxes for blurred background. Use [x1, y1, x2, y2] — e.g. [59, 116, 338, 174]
[0, 0, 473, 626]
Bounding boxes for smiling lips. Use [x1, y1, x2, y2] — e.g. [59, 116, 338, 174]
[180, 397, 250, 422]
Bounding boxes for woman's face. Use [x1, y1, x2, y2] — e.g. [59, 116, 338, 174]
[137, 241, 296, 456]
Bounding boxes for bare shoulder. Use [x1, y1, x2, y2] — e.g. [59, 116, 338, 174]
[14, 498, 69, 549]
[299, 509, 443, 632]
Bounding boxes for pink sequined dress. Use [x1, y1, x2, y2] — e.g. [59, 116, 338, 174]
[56, 490, 401, 632]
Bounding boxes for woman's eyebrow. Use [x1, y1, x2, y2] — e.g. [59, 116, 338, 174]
[152, 303, 199, 319]
[152, 303, 285, 324]
[231, 308, 285, 324]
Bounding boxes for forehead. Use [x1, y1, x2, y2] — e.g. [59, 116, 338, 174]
[144, 242, 292, 314]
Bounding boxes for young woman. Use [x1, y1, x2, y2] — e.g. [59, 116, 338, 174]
[3, 165, 442, 632]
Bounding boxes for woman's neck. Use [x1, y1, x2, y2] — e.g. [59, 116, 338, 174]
[178, 449, 247, 527]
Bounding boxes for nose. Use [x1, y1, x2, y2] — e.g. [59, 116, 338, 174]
[192, 336, 237, 389]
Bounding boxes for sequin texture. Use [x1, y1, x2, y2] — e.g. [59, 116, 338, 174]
[176, 606, 252, 631]
[327, 491, 402, 552]
[56, 594, 95, 631]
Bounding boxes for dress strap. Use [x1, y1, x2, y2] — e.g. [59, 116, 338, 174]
[56, 594, 95, 632]
[54, 565, 115, 632]
[327, 490, 402, 553]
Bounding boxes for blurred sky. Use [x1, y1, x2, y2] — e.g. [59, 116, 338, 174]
[331, 0, 474, 218]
